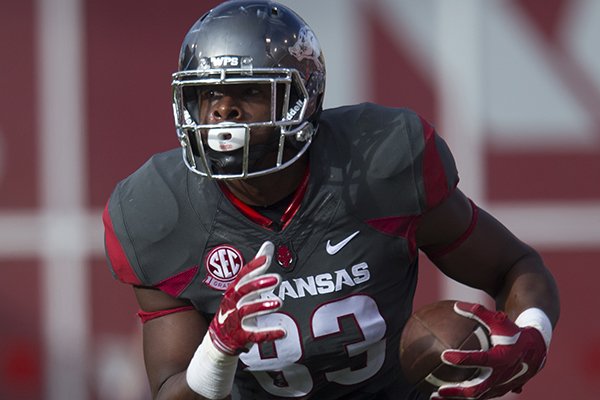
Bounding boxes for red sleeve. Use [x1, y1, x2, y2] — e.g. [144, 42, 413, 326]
[426, 199, 480, 259]
[418, 115, 459, 211]
[102, 200, 142, 285]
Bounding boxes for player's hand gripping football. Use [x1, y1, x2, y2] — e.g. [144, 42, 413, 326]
[208, 241, 286, 355]
[430, 301, 547, 400]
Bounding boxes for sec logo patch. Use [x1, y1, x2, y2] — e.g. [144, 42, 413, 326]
[203, 245, 245, 291]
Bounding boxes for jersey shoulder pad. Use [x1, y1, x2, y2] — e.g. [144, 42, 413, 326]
[103, 149, 211, 287]
[317, 104, 458, 216]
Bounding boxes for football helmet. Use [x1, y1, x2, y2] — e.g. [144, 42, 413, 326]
[172, 0, 326, 179]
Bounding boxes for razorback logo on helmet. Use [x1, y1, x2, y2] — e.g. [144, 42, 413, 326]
[203, 245, 245, 291]
[288, 26, 323, 71]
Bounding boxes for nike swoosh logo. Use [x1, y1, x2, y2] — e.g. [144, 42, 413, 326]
[326, 231, 360, 255]
[217, 308, 234, 324]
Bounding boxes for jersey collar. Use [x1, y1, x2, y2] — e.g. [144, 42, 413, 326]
[219, 167, 310, 230]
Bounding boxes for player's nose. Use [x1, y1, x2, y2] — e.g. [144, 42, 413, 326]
[211, 96, 242, 122]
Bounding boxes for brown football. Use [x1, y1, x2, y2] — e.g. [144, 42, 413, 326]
[399, 300, 490, 395]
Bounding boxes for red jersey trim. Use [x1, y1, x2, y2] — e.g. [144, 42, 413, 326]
[366, 215, 420, 259]
[419, 115, 450, 210]
[218, 166, 310, 230]
[102, 202, 142, 285]
[281, 167, 310, 229]
[155, 265, 199, 297]
[219, 184, 272, 227]
[427, 199, 479, 259]
[137, 305, 195, 324]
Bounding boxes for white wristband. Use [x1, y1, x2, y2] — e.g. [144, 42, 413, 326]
[186, 332, 238, 399]
[515, 307, 553, 349]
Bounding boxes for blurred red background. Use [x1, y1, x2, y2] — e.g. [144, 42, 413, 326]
[1, 0, 598, 398]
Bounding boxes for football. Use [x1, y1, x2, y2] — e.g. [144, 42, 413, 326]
[399, 300, 490, 395]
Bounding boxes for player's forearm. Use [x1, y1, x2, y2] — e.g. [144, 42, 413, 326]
[495, 251, 560, 328]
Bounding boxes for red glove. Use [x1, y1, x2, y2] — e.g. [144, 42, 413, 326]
[208, 242, 286, 355]
[431, 301, 547, 400]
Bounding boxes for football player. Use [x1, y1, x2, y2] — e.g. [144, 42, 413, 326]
[102, 1, 560, 399]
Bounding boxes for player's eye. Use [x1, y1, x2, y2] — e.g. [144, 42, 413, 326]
[199, 88, 222, 99]
[244, 87, 265, 98]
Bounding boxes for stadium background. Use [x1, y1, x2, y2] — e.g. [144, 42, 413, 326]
[1, 0, 599, 398]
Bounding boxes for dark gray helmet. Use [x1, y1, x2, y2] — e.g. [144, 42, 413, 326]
[172, 0, 326, 179]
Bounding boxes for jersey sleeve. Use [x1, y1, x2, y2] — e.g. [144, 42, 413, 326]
[102, 187, 143, 285]
[414, 114, 459, 212]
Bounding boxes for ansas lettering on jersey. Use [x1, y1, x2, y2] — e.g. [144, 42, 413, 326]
[267, 263, 371, 301]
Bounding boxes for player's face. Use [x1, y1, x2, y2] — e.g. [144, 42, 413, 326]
[194, 82, 297, 180]
[197, 83, 280, 145]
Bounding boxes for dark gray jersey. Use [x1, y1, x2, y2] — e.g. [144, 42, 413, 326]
[103, 103, 459, 399]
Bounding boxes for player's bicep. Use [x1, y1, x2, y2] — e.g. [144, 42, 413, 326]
[416, 188, 472, 251]
[134, 287, 209, 397]
[417, 189, 535, 296]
